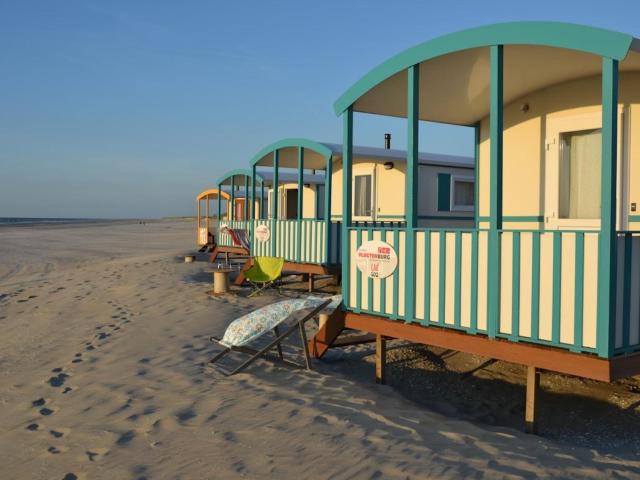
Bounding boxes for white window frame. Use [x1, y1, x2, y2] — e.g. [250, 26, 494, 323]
[545, 109, 626, 230]
[352, 166, 376, 221]
[450, 175, 475, 212]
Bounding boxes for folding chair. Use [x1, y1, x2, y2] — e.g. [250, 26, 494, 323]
[208, 297, 338, 376]
[244, 256, 284, 297]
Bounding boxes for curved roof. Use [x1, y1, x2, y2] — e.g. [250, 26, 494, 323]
[196, 188, 230, 201]
[250, 138, 334, 170]
[334, 22, 639, 121]
[216, 169, 265, 186]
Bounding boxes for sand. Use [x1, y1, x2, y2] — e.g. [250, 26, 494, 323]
[1, 220, 640, 479]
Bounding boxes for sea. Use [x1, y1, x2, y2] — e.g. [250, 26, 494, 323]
[0, 218, 121, 227]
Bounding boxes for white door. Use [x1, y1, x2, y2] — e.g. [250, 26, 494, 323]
[544, 109, 625, 231]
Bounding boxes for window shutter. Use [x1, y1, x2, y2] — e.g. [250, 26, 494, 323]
[437, 173, 451, 212]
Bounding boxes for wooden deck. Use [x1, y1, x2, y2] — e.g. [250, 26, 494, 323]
[343, 312, 640, 382]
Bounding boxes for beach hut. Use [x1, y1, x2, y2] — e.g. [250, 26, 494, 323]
[243, 138, 473, 287]
[196, 188, 230, 250]
[210, 169, 266, 260]
[326, 21, 640, 431]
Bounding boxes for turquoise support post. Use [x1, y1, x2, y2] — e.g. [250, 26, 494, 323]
[251, 166, 257, 255]
[342, 107, 353, 308]
[261, 182, 265, 219]
[230, 177, 235, 222]
[272, 150, 279, 257]
[487, 45, 503, 338]
[297, 147, 304, 262]
[597, 57, 619, 358]
[325, 155, 333, 264]
[405, 64, 419, 322]
[474, 122, 480, 227]
[244, 177, 249, 221]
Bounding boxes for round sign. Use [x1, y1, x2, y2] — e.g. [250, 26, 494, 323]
[255, 224, 271, 242]
[355, 240, 398, 279]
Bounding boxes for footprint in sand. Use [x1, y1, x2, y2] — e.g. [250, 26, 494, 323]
[32, 398, 46, 407]
[50, 430, 64, 438]
[40, 407, 54, 416]
[26, 423, 39, 431]
[62, 473, 78, 480]
[48, 372, 70, 388]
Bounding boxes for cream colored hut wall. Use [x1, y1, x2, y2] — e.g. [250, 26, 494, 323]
[332, 156, 473, 223]
[267, 183, 317, 218]
[477, 71, 640, 230]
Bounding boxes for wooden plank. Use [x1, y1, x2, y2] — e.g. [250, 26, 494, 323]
[308, 308, 345, 359]
[525, 365, 540, 434]
[375, 334, 387, 384]
[344, 312, 617, 381]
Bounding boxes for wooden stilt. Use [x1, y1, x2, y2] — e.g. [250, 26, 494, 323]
[525, 365, 540, 434]
[375, 334, 387, 384]
[308, 273, 314, 292]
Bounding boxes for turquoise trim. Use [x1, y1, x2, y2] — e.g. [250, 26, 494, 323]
[249, 138, 333, 168]
[325, 158, 332, 264]
[596, 58, 619, 358]
[250, 167, 256, 252]
[342, 108, 353, 308]
[487, 45, 503, 339]
[244, 177, 249, 220]
[419, 215, 472, 221]
[531, 233, 541, 341]
[333, 22, 633, 115]
[297, 147, 304, 263]
[629, 215, 640, 222]
[230, 176, 235, 221]
[551, 232, 562, 344]
[217, 168, 265, 186]
[474, 123, 480, 226]
[437, 173, 451, 212]
[271, 150, 279, 257]
[573, 233, 585, 352]
[260, 183, 265, 219]
[405, 64, 419, 323]
[622, 234, 632, 348]
[478, 215, 543, 222]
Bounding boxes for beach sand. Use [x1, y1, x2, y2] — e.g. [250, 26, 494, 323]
[1, 220, 640, 479]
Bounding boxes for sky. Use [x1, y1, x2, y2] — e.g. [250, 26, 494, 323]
[2, 0, 640, 218]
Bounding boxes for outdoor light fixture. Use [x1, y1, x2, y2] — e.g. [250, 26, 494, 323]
[384, 162, 394, 170]
[384, 133, 391, 149]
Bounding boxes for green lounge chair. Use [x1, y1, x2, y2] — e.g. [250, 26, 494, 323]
[244, 256, 284, 297]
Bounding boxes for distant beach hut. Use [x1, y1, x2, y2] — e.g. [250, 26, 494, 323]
[242, 138, 473, 287]
[196, 188, 229, 250]
[325, 21, 640, 431]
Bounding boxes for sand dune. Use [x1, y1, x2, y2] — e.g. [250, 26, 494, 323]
[1, 220, 640, 479]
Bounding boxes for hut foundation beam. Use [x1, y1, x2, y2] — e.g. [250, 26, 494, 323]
[525, 365, 540, 434]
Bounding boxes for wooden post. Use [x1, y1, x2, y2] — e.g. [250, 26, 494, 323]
[375, 334, 387, 384]
[308, 273, 314, 292]
[525, 365, 540, 434]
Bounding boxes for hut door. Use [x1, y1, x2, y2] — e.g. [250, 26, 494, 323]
[544, 110, 625, 230]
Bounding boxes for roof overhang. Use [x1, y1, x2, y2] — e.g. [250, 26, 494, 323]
[196, 188, 230, 201]
[334, 22, 640, 125]
[216, 169, 265, 187]
[250, 138, 335, 170]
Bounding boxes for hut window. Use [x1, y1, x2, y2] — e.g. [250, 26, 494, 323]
[354, 174, 373, 217]
[559, 129, 601, 219]
[451, 177, 475, 212]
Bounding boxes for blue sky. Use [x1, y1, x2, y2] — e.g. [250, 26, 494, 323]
[1, 0, 640, 218]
